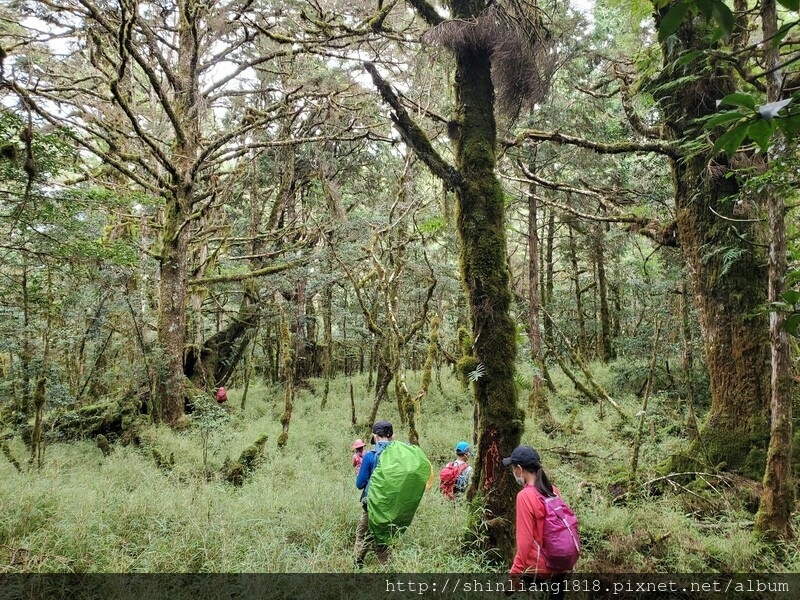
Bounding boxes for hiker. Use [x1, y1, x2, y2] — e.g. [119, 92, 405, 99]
[503, 445, 580, 599]
[439, 441, 473, 498]
[352, 439, 366, 474]
[354, 420, 394, 567]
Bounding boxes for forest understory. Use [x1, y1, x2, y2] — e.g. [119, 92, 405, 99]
[1, 366, 797, 575]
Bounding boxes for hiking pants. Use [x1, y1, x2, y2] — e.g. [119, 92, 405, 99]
[355, 508, 389, 566]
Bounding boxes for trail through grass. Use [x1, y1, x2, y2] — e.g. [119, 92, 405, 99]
[0, 366, 796, 573]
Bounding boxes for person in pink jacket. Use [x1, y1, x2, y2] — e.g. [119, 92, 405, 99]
[351, 439, 366, 474]
[503, 445, 568, 599]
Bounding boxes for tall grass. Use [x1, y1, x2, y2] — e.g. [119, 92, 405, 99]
[0, 365, 796, 573]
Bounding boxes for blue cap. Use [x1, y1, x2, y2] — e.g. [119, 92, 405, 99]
[455, 441, 471, 455]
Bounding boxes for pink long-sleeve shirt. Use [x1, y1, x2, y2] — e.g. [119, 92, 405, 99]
[510, 484, 560, 576]
[352, 451, 363, 473]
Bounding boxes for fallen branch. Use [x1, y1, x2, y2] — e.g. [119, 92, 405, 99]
[696, 521, 754, 530]
[643, 472, 734, 487]
[552, 352, 599, 402]
[539, 445, 609, 459]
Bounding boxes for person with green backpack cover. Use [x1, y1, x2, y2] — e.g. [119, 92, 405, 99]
[354, 419, 431, 568]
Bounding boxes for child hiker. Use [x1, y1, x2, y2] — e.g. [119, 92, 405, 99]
[352, 439, 366, 474]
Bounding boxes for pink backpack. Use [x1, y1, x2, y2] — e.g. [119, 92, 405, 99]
[534, 490, 581, 572]
[215, 386, 228, 403]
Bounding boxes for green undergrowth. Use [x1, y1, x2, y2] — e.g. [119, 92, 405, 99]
[0, 363, 797, 573]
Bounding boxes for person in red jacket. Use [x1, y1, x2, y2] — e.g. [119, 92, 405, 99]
[502, 445, 567, 599]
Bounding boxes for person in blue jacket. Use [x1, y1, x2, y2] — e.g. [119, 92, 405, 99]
[354, 419, 394, 567]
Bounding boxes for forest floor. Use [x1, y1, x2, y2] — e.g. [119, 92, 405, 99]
[0, 363, 798, 574]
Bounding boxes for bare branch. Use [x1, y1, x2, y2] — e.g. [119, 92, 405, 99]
[615, 71, 662, 139]
[511, 165, 679, 248]
[77, 0, 188, 149]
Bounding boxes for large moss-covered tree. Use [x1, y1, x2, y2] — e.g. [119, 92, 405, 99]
[7, 0, 272, 424]
[361, 0, 556, 559]
[649, 1, 771, 477]
[513, 0, 773, 478]
[647, 0, 796, 540]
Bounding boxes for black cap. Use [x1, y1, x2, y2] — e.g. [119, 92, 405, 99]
[372, 420, 393, 437]
[502, 446, 541, 469]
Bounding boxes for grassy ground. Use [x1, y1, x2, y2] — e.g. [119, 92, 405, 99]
[0, 365, 797, 573]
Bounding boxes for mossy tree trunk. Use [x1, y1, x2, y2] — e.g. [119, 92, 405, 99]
[319, 166, 345, 408]
[367, 349, 393, 429]
[153, 0, 204, 427]
[184, 290, 260, 388]
[156, 196, 191, 426]
[18, 263, 32, 422]
[540, 210, 557, 393]
[567, 222, 588, 358]
[527, 175, 554, 426]
[593, 222, 613, 362]
[653, 2, 770, 478]
[451, 22, 523, 563]
[276, 296, 295, 449]
[755, 0, 794, 540]
[365, 0, 524, 560]
[543, 210, 556, 350]
[680, 280, 702, 442]
[398, 315, 440, 446]
[188, 211, 213, 389]
[29, 268, 53, 469]
[342, 290, 350, 377]
[320, 282, 333, 409]
[630, 321, 661, 480]
[240, 327, 258, 411]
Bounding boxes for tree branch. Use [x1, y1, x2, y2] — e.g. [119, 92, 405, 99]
[77, 0, 188, 149]
[405, 0, 446, 26]
[617, 77, 662, 139]
[504, 129, 679, 159]
[363, 62, 465, 192]
[512, 165, 679, 247]
[190, 259, 306, 286]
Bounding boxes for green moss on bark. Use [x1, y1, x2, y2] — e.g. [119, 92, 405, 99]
[755, 416, 795, 539]
[452, 41, 523, 563]
[672, 416, 770, 481]
[222, 434, 268, 486]
[653, 7, 771, 480]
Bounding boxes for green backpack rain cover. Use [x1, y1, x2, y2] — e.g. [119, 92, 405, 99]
[366, 442, 431, 545]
